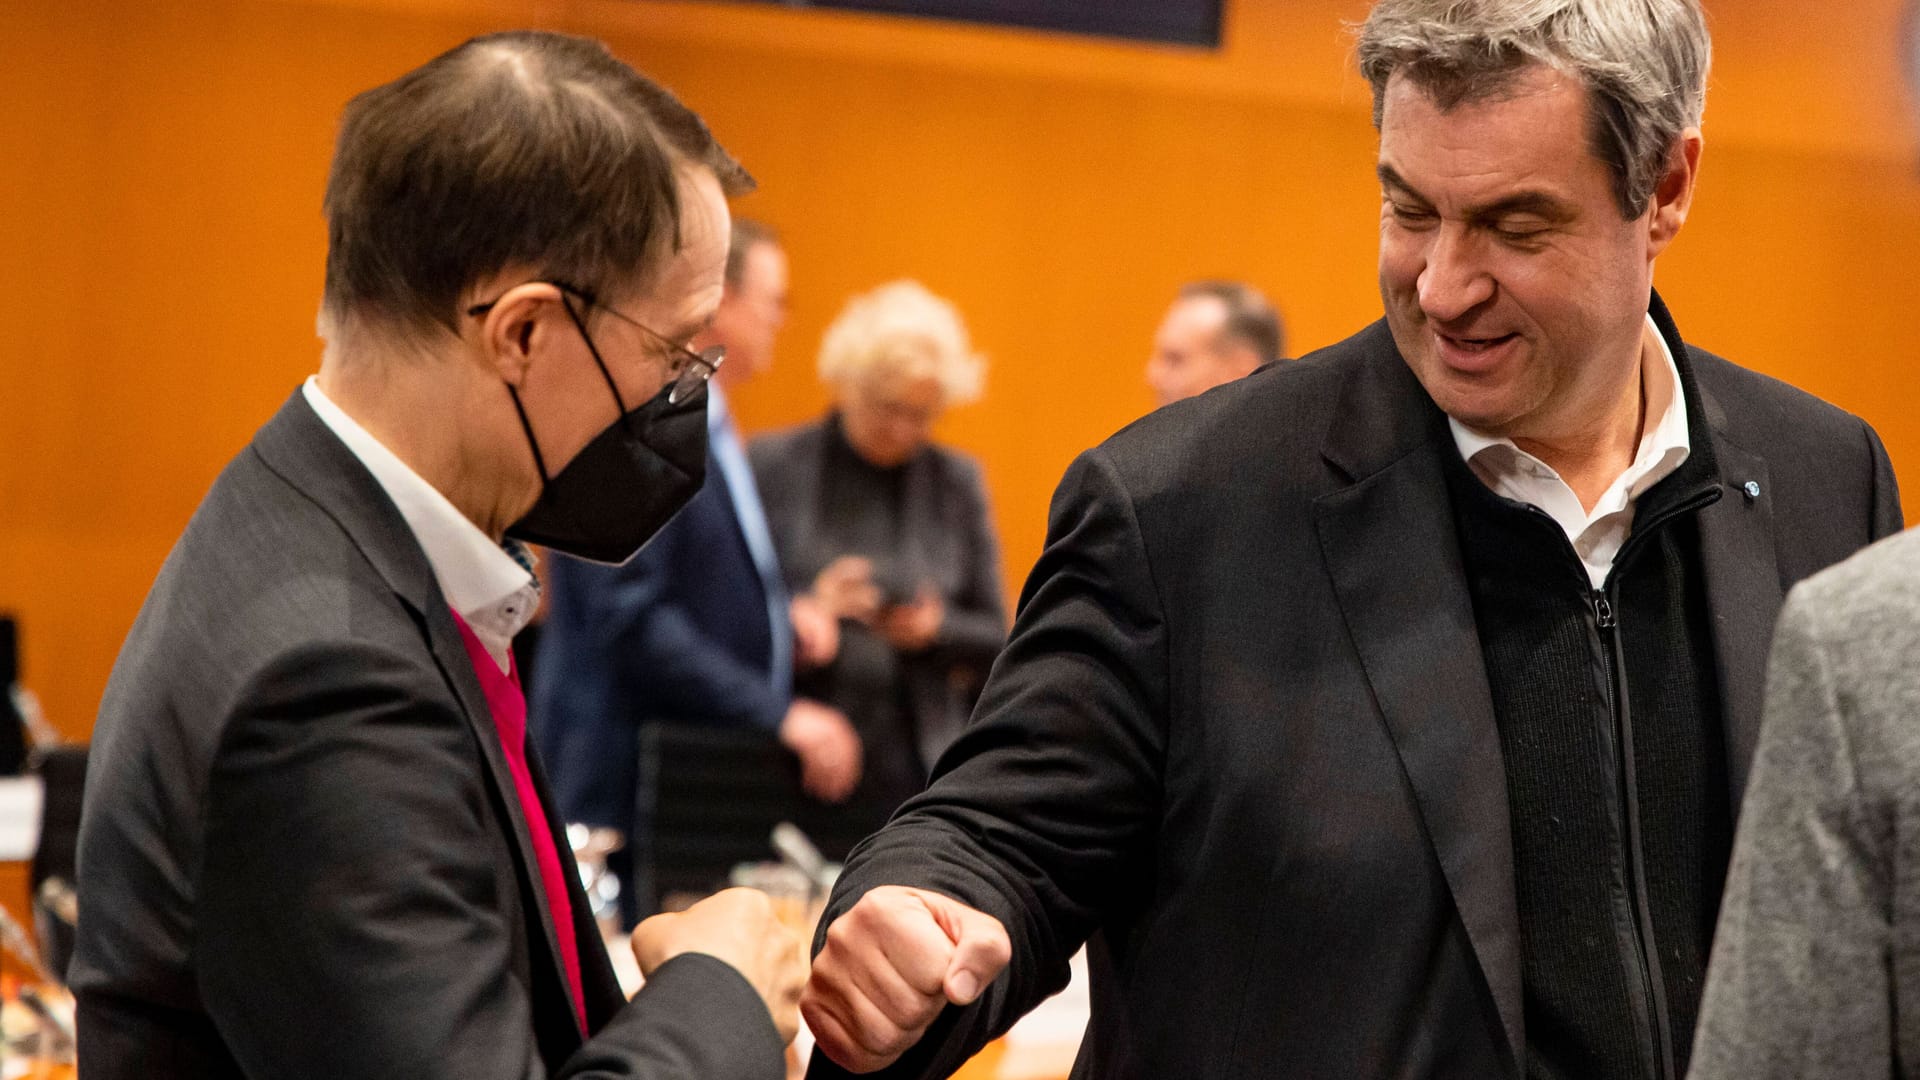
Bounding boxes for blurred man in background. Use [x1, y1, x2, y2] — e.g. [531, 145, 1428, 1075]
[74, 31, 802, 1079]
[533, 218, 863, 923]
[1143, 279, 1285, 406]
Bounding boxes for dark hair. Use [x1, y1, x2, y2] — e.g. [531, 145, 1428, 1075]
[1179, 280, 1285, 366]
[320, 30, 754, 343]
[725, 218, 781, 288]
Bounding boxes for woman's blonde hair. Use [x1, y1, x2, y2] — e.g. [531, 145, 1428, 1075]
[817, 280, 985, 407]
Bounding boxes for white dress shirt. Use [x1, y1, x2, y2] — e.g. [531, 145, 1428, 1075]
[303, 377, 538, 672]
[1449, 315, 1691, 591]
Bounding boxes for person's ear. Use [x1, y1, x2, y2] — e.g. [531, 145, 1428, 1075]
[474, 282, 571, 388]
[1646, 128, 1703, 258]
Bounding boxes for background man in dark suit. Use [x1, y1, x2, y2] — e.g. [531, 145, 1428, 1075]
[73, 31, 803, 1080]
[532, 219, 862, 923]
[799, 2, 1904, 1079]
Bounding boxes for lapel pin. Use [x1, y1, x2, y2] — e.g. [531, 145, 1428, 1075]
[1742, 480, 1761, 499]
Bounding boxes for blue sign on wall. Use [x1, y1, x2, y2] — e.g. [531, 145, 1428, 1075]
[740, 0, 1224, 47]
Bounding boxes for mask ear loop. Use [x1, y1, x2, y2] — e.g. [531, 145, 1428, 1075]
[475, 298, 555, 490]
[507, 287, 628, 490]
[508, 387, 551, 487]
[558, 288, 632, 415]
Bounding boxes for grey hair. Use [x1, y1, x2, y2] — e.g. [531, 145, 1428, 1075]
[1356, 0, 1710, 218]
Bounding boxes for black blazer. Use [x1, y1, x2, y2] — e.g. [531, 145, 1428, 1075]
[749, 418, 1006, 772]
[72, 392, 783, 1080]
[809, 297, 1904, 1080]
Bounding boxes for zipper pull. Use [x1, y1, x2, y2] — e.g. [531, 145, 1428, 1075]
[1593, 592, 1616, 630]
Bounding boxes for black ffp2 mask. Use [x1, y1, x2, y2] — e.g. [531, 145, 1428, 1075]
[503, 309, 709, 564]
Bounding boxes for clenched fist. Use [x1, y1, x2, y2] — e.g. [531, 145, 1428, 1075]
[631, 887, 808, 1043]
[802, 886, 1011, 1073]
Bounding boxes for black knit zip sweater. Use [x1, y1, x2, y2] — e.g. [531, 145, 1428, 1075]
[1445, 447, 1732, 1080]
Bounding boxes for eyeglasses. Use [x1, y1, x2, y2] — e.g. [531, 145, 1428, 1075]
[467, 281, 724, 405]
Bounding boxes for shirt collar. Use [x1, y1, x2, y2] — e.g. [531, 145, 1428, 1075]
[1627, 316, 1691, 496]
[1448, 313, 1691, 495]
[301, 378, 537, 663]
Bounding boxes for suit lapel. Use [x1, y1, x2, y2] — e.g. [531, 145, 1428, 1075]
[527, 744, 626, 1030]
[1645, 295, 1783, 811]
[1690, 419, 1779, 810]
[417, 606, 583, 1038]
[1311, 336, 1524, 1075]
[250, 389, 584, 1039]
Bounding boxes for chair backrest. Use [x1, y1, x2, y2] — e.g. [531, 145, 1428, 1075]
[0, 617, 31, 775]
[32, 745, 86, 892]
[32, 743, 87, 982]
[634, 724, 801, 915]
[633, 724, 909, 917]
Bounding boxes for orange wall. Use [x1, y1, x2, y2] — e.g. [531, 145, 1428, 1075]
[6, 0, 1920, 739]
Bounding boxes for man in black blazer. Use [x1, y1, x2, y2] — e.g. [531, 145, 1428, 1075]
[801, 3, 1904, 1079]
[73, 32, 802, 1080]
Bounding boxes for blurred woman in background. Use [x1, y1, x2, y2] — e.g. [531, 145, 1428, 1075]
[751, 280, 1006, 850]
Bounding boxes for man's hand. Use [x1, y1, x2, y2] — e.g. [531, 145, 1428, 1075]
[780, 699, 863, 803]
[803, 886, 1011, 1073]
[810, 555, 881, 625]
[791, 593, 841, 669]
[631, 887, 807, 1043]
[880, 588, 944, 654]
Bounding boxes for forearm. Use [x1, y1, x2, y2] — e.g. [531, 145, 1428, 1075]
[806, 448, 1163, 1079]
[562, 955, 783, 1080]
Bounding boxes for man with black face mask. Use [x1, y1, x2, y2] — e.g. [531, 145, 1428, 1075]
[71, 31, 803, 1080]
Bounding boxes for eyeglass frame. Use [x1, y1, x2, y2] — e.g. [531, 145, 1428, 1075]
[466, 280, 724, 405]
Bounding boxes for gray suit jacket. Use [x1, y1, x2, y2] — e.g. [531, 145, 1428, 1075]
[1690, 526, 1920, 1080]
[72, 392, 783, 1080]
[809, 296, 1902, 1080]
